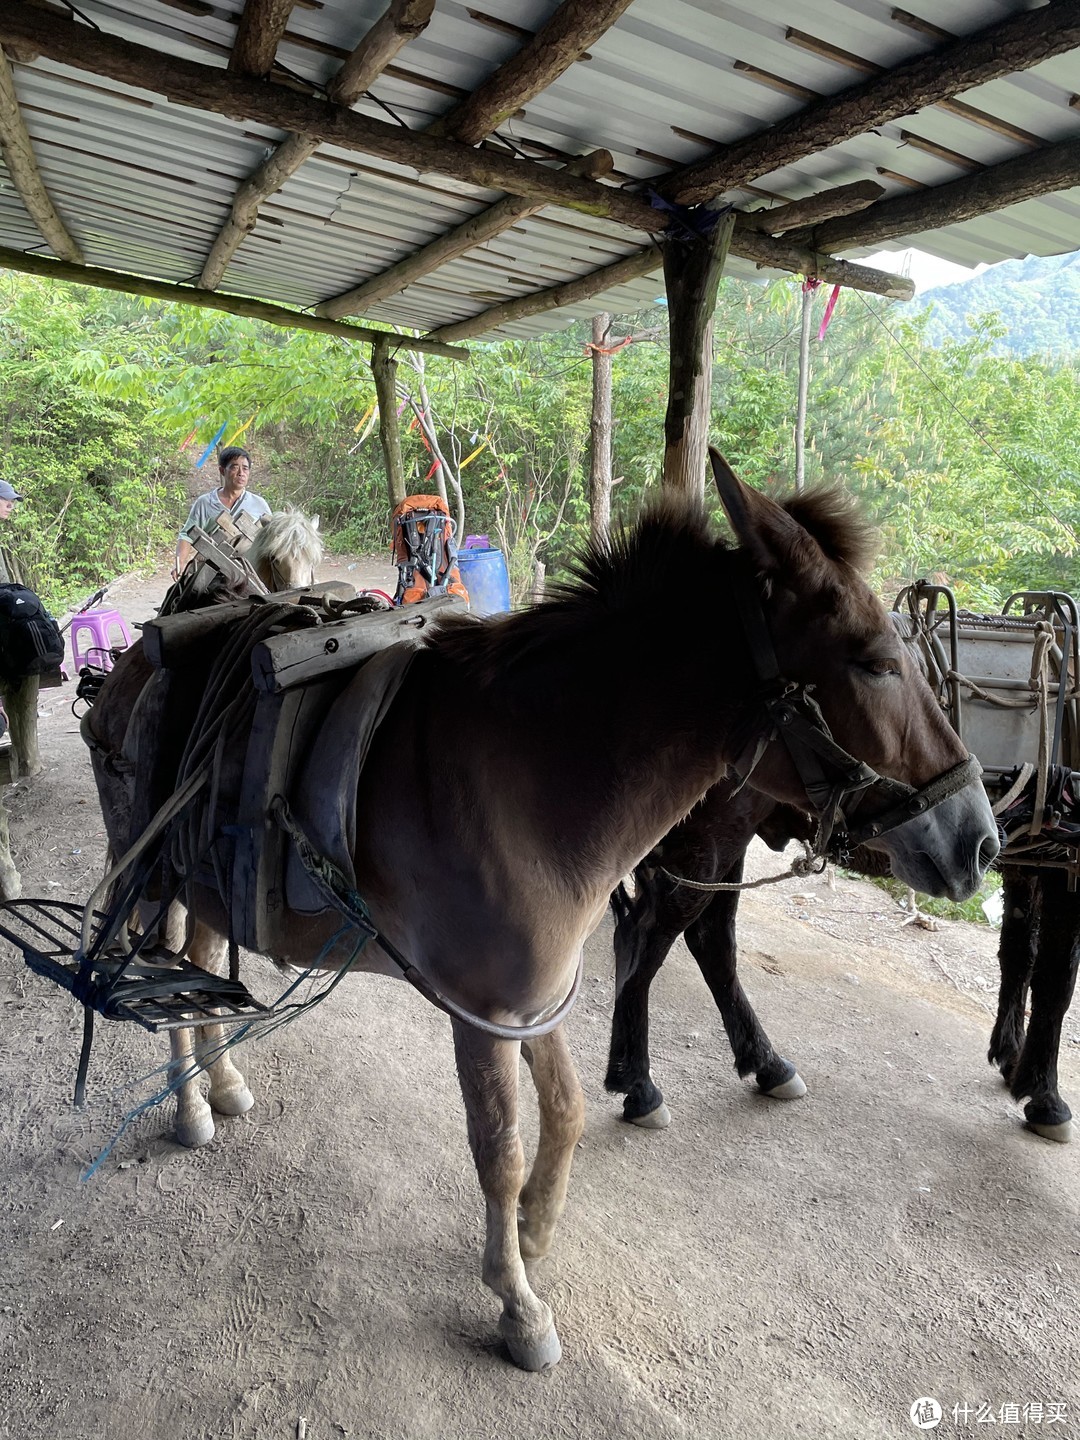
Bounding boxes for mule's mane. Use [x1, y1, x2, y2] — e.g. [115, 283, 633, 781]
[429, 483, 877, 684]
[248, 507, 323, 570]
[429, 493, 719, 679]
[780, 486, 878, 575]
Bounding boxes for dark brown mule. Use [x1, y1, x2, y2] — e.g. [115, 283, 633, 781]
[609, 797, 1077, 1142]
[85, 454, 997, 1369]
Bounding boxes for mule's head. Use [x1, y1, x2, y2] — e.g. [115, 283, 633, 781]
[711, 450, 998, 901]
[248, 508, 322, 591]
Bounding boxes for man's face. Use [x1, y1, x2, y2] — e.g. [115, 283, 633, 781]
[0, 499, 16, 520]
[222, 456, 251, 489]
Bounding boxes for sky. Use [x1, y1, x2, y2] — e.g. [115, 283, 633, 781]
[861, 246, 984, 293]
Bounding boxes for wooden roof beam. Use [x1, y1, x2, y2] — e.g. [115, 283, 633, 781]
[667, 0, 1080, 207]
[0, 4, 663, 234]
[0, 48, 82, 263]
[0, 242, 468, 358]
[316, 149, 613, 320]
[786, 134, 1080, 254]
[426, 233, 914, 344]
[739, 179, 885, 234]
[428, 0, 636, 145]
[229, 0, 296, 79]
[200, 0, 436, 289]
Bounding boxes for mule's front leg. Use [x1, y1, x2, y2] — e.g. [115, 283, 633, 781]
[519, 1026, 584, 1261]
[685, 874, 806, 1100]
[452, 1020, 561, 1371]
[988, 868, 1037, 1084]
[1008, 870, 1077, 1143]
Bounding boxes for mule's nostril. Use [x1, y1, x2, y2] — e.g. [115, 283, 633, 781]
[980, 832, 1002, 870]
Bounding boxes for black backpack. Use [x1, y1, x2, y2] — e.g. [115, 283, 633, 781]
[0, 583, 65, 684]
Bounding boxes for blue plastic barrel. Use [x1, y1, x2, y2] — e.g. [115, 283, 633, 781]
[458, 546, 511, 616]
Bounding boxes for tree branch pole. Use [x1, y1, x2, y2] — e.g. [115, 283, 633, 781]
[318, 149, 613, 321]
[661, 208, 736, 498]
[428, 0, 636, 144]
[795, 285, 814, 493]
[229, 0, 296, 78]
[201, 0, 436, 290]
[372, 337, 406, 510]
[0, 4, 661, 234]
[0, 244, 467, 358]
[666, 0, 1080, 206]
[589, 313, 614, 545]
[427, 237, 911, 344]
[0, 47, 82, 263]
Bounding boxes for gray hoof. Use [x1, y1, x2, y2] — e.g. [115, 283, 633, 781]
[1027, 1118, 1072, 1144]
[504, 1324, 562, 1371]
[763, 1072, 807, 1100]
[628, 1102, 671, 1129]
[209, 1084, 254, 1117]
[175, 1111, 215, 1148]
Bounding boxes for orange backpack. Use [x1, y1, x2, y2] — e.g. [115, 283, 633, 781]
[391, 494, 470, 607]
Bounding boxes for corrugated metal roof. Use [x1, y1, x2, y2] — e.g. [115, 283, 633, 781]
[1, 0, 1078, 339]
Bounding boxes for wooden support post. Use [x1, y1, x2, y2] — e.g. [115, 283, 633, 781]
[589, 313, 613, 545]
[660, 208, 735, 498]
[372, 337, 406, 511]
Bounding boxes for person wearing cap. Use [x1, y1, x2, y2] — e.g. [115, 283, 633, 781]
[173, 446, 271, 579]
[0, 481, 23, 584]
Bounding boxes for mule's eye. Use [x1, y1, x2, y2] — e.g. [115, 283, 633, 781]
[859, 658, 900, 678]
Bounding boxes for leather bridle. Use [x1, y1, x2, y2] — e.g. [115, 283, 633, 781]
[729, 554, 982, 859]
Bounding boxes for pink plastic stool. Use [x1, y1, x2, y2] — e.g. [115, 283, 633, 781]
[69, 608, 133, 673]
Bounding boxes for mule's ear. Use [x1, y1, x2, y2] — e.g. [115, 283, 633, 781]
[709, 447, 810, 574]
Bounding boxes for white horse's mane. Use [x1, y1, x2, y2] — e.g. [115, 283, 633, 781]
[247, 507, 323, 572]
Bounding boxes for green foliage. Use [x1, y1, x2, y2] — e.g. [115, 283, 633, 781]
[5, 255, 1080, 620]
[0, 276, 188, 607]
[850, 867, 1003, 927]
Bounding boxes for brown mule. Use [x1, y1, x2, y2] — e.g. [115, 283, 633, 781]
[85, 455, 998, 1369]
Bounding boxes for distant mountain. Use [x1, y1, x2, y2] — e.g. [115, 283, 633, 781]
[917, 251, 1080, 356]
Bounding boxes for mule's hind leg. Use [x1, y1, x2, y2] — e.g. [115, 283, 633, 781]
[0, 757, 21, 899]
[452, 1019, 561, 1371]
[169, 921, 251, 1147]
[988, 869, 1037, 1085]
[684, 863, 805, 1100]
[606, 880, 709, 1128]
[1008, 870, 1078, 1142]
[518, 1026, 585, 1262]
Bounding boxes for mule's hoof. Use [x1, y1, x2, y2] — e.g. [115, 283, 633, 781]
[518, 1223, 554, 1262]
[175, 1111, 216, 1148]
[762, 1072, 807, 1100]
[1026, 1117, 1073, 1144]
[210, 1084, 254, 1117]
[627, 1102, 671, 1130]
[503, 1323, 562, 1371]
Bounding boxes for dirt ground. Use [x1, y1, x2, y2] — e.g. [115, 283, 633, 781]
[1, 558, 1079, 1440]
